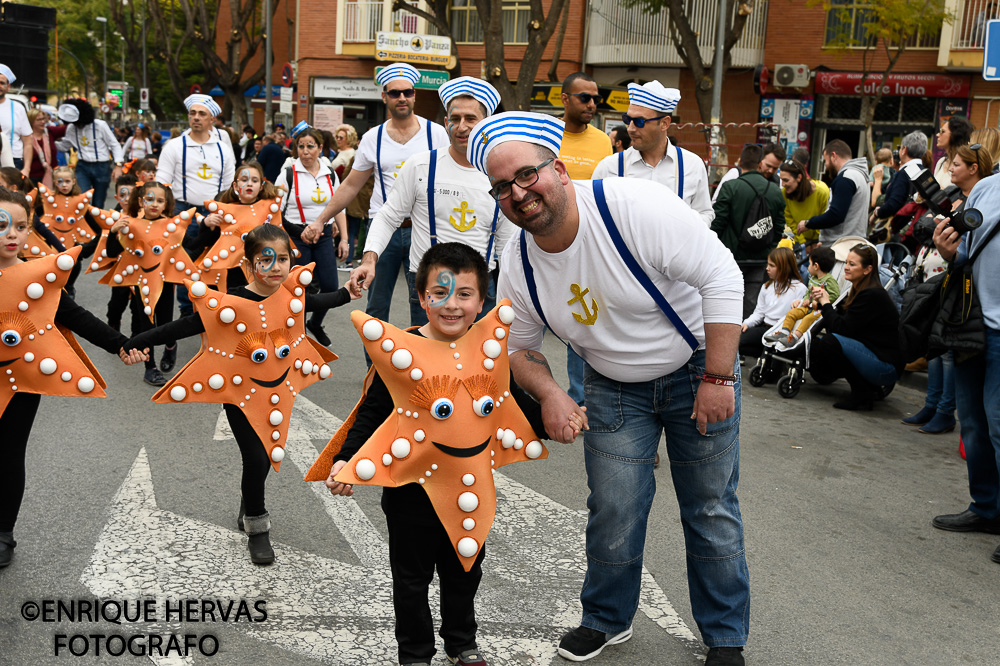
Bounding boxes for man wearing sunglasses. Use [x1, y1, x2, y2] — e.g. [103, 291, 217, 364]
[471, 111, 748, 666]
[592, 81, 714, 226]
[309, 63, 449, 328]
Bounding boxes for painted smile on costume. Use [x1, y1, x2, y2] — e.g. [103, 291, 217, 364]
[251, 368, 289, 388]
[0, 358, 16, 368]
[432, 437, 491, 458]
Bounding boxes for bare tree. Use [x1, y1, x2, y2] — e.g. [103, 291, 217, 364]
[392, 0, 463, 78]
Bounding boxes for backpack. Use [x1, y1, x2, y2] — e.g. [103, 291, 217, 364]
[736, 178, 775, 253]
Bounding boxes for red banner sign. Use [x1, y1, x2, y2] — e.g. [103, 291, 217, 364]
[814, 72, 970, 97]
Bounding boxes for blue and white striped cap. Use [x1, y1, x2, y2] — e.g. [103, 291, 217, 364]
[290, 120, 311, 139]
[467, 112, 564, 176]
[626, 81, 681, 114]
[184, 94, 222, 117]
[375, 63, 420, 88]
[438, 77, 501, 116]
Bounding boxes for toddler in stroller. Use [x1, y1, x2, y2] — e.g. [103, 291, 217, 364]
[763, 245, 839, 348]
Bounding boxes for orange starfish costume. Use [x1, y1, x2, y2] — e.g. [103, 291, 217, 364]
[152, 265, 337, 471]
[19, 188, 61, 261]
[0, 247, 108, 413]
[85, 206, 125, 274]
[198, 197, 286, 291]
[305, 301, 548, 571]
[36, 184, 95, 248]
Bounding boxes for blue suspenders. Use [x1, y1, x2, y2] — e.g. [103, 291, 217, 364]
[377, 120, 434, 203]
[425, 148, 500, 262]
[180, 135, 226, 202]
[617, 145, 684, 200]
[92, 124, 99, 161]
[519, 180, 698, 351]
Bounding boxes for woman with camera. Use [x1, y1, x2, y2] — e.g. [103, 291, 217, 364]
[903, 143, 994, 434]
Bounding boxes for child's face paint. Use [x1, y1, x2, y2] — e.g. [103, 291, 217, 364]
[252, 242, 291, 288]
[116, 185, 134, 206]
[55, 175, 75, 195]
[234, 168, 263, 203]
[418, 267, 483, 342]
[138, 170, 155, 183]
[0, 204, 30, 262]
[141, 187, 168, 219]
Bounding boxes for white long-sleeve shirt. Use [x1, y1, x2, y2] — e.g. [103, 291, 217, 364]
[742, 280, 807, 328]
[156, 128, 236, 205]
[274, 158, 340, 226]
[0, 98, 31, 159]
[365, 148, 514, 271]
[56, 120, 124, 164]
[123, 136, 153, 161]
[500, 178, 743, 382]
[592, 141, 715, 225]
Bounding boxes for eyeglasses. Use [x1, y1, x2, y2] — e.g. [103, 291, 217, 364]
[297, 143, 320, 150]
[622, 113, 667, 128]
[970, 143, 982, 154]
[489, 158, 554, 201]
[386, 88, 416, 99]
[570, 92, 603, 105]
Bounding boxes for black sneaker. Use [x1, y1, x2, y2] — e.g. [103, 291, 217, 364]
[557, 626, 632, 662]
[160, 345, 177, 373]
[706, 646, 745, 666]
[0, 533, 15, 568]
[143, 367, 167, 387]
[306, 319, 332, 346]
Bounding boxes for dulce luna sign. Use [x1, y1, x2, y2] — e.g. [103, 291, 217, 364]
[814, 72, 970, 97]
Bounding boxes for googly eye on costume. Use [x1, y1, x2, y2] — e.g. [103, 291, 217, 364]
[430, 397, 454, 420]
[251, 348, 268, 363]
[2, 330, 22, 346]
[472, 396, 494, 417]
[134, 248, 144, 258]
[151, 245, 163, 255]
[276, 344, 290, 359]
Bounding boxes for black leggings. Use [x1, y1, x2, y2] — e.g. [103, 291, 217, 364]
[739, 323, 771, 358]
[224, 404, 272, 517]
[0, 393, 42, 533]
[129, 285, 175, 369]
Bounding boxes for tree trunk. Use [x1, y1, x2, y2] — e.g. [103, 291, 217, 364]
[547, 0, 571, 82]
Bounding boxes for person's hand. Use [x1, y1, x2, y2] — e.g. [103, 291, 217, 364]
[350, 259, 377, 292]
[337, 238, 349, 261]
[110, 216, 130, 234]
[869, 210, 878, 224]
[119, 347, 149, 365]
[346, 279, 363, 300]
[326, 460, 354, 496]
[567, 406, 588, 439]
[873, 165, 883, 181]
[791, 299, 801, 308]
[112, 166, 123, 182]
[302, 222, 324, 245]
[811, 286, 830, 307]
[797, 220, 808, 235]
[691, 382, 735, 436]
[741, 323, 748, 333]
[539, 389, 588, 443]
[933, 217, 961, 262]
[203, 212, 223, 229]
[20, 167, 30, 179]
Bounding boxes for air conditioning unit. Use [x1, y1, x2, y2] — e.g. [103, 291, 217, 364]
[774, 64, 810, 88]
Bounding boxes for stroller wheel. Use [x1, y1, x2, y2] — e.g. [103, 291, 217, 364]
[778, 374, 800, 399]
[749, 365, 767, 387]
[876, 384, 894, 400]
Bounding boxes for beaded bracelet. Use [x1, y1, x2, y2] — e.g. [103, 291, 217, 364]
[701, 372, 737, 387]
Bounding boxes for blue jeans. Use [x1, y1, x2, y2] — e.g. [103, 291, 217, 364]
[831, 334, 899, 386]
[75, 160, 112, 209]
[579, 351, 749, 647]
[365, 226, 411, 323]
[173, 202, 211, 317]
[567, 347, 585, 405]
[405, 271, 497, 328]
[295, 229, 339, 327]
[924, 351, 956, 416]
[954, 327, 1000, 519]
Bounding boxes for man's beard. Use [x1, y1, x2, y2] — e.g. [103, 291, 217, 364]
[388, 104, 413, 121]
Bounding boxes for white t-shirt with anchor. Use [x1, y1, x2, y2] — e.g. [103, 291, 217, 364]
[155, 128, 236, 206]
[274, 158, 340, 226]
[499, 178, 743, 383]
[364, 148, 514, 271]
[352, 115, 449, 218]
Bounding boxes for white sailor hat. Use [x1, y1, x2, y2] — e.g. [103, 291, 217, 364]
[0, 64, 14, 84]
[184, 93, 222, 117]
[438, 77, 501, 116]
[57, 104, 80, 123]
[375, 63, 420, 88]
[467, 112, 564, 176]
[290, 120, 311, 139]
[626, 81, 681, 115]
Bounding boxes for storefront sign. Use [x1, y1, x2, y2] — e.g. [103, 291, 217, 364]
[814, 72, 970, 97]
[312, 77, 381, 101]
[375, 32, 452, 66]
[313, 104, 344, 132]
[374, 66, 449, 90]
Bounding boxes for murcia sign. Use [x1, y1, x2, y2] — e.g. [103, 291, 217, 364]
[375, 31, 452, 66]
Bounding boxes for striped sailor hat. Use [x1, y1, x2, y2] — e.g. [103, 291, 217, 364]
[467, 112, 564, 176]
[438, 77, 501, 116]
[626, 81, 681, 114]
[290, 120, 311, 139]
[375, 63, 420, 87]
[184, 93, 222, 117]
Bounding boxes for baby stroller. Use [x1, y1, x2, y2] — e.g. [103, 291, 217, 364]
[747, 236, 907, 399]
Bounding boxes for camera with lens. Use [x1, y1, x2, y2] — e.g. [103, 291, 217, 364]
[910, 168, 983, 246]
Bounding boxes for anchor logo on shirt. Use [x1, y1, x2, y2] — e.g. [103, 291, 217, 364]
[197, 163, 213, 180]
[449, 201, 477, 232]
[80, 136, 90, 147]
[311, 184, 327, 204]
[568, 283, 599, 325]
[393, 161, 405, 179]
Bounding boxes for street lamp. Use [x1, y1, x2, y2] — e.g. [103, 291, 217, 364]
[95, 16, 107, 105]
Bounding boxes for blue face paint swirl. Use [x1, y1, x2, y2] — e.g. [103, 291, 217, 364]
[256, 246, 277, 275]
[0, 208, 12, 235]
[427, 270, 456, 307]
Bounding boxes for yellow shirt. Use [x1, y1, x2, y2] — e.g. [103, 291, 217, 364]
[783, 179, 830, 245]
[559, 125, 613, 180]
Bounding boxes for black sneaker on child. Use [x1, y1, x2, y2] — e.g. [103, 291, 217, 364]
[306, 319, 332, 346]
[557, 626, 632, 662]
[706, 646, 745, 666]
[0, 532, 16, 568]
[143, 367, 167, 386]
[160, 345, 177, 373]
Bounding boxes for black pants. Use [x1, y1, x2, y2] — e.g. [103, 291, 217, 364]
[106, 286, 131, 327]
[129, 285, 175, 369]
[0, 393, 42, 533]
[384, 497, 484, 664]
[739, 323, 770, 358]
[224, 404, 271, 517]
[738, 262, 767, 321]
[809, 334, 877, 399]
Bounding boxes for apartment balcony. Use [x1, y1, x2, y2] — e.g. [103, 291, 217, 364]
[338, 0, 428, 55]
[938, 0, 997, 69]
[585, 0, 768, 68]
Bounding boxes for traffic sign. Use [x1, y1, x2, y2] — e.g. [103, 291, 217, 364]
[190, 84, 201, 95]
[984, 20, 1000, 80]
[375, 31, 451, 66]
[139, 87, 149, 111]
[281, 62, 294, 87]
[374, 66, 449, 90]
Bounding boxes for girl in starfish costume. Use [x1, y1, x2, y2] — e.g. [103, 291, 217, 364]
[35, 166, 103, 298]
[0, 188, 148, 569]
[0, 168, 61, 260]
[185, 161, 287, 293]
[126, 224, 360, 565]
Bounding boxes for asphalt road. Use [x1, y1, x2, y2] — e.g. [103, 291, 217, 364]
[0, 268, 996, 666]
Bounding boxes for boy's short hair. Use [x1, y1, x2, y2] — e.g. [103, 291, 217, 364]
[415, 242, 488, 299]
[115, 172, 139, 188]
[809, 245, 837, 273]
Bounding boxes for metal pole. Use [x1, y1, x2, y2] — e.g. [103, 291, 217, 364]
[141, 1, 147, 92]
[265, 0, 273, 133]
[121, 37, 126, 113]
[102, 21, 108, 101]
[709, 0, 727, 182]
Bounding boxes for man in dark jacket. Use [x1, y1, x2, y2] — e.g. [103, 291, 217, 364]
[871, 130, 927, 221]
[255, 135, 286, 183]
[711, 142, 785, 318]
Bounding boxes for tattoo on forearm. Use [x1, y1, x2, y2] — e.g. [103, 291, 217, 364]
[524, 350, 552, 374]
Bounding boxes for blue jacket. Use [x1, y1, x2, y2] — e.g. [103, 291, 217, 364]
[961, 174, 1000, 329]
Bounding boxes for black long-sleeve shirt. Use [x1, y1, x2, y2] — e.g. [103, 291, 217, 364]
[819, 287, 904, 372]
[54, 291, 129, 354]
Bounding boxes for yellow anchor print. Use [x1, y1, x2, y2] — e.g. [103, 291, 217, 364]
[197, 163, 212, 180]
[449, 201, 477, 232]
[80, 135, 90, 147]
[311, 184, 328, 204]
[568, 283, 599, 325]
[393, 161, 405, 179]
